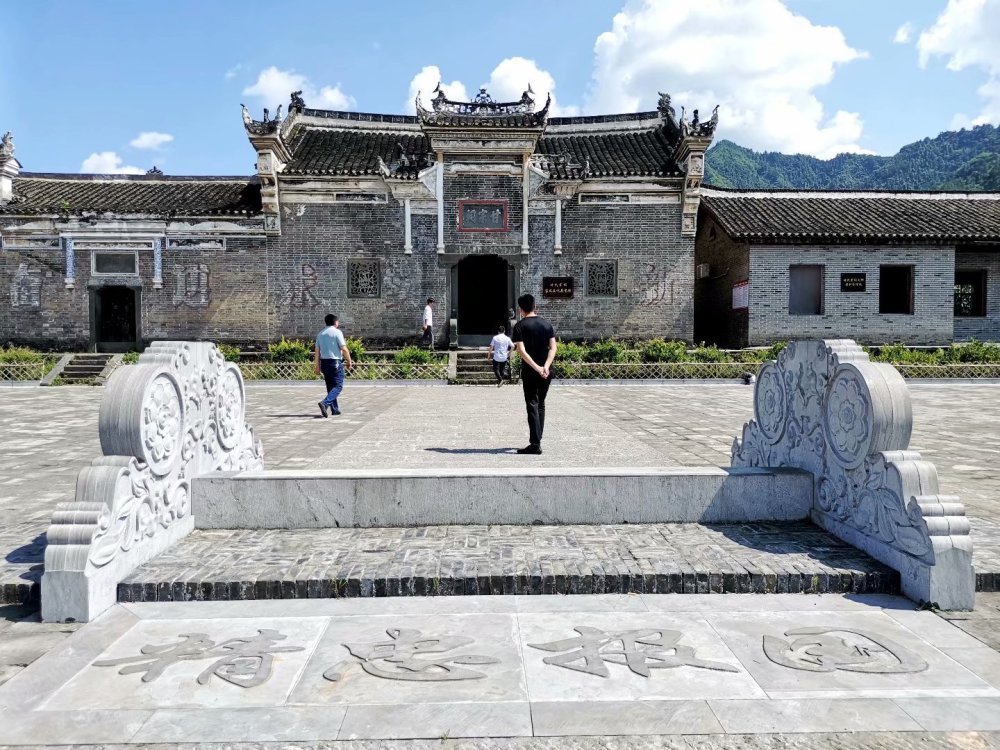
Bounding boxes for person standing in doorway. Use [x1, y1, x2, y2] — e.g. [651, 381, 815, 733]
[314, 313, 353, 417]
[421, 297, 435, 349]
[511, 294, 557, 454]
[487, 324, 515, 387]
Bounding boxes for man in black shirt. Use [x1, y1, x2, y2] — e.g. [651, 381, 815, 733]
[511, 293, 557, 454]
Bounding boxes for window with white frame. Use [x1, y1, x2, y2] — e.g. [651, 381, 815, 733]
[92, 250, 138, 275]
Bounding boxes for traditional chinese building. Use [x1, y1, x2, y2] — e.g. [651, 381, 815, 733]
[2, 88, 1000, 351]
[694, 188, 1000, 347]
[0, 88, 715, 350]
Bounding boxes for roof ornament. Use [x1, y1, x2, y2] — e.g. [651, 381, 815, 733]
[146, 166, 163, 176]
[241, 103, 283, 136]
[657, 92, 675, 121]
[700, 105, 720, 137]
[431, 83, 447, 111]
[289, 90, 306, 113]
[1, 131, 15, 157]
[678, 106, 689, 136]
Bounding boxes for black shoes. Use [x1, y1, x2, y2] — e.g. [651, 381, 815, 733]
[318, 402, 329, 418]
[517, 444, 542, 455]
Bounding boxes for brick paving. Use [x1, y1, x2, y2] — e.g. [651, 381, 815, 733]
[3, 382, 1000, 606]
[117, 521, 899, 602]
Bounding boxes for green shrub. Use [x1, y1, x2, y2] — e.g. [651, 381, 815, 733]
[584, 339, 627, 363]
[950, 340, 1000, 363]
[268, 337, 312, 362]
[121, 352, 140, 364]
[871, 344, 940, 365]
[346, 337, 366, 362]
[556, 341, 587, 362]
[217, 343, 241, 361]
[393, 346, 433, 364]
[0, 346, 44, 363]
[639, 339, 688, 363]
[690, 344, 728, 362]
[765, 341, 788, 360]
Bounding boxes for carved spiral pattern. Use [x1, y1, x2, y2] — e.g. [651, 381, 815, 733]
[824, 369, 873, 468]
[754, 362, 787, 443]
[141, 374, 183, 475]
[216, 366, 245, 450]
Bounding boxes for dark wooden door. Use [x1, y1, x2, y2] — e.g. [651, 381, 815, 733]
[93, 286, 138, 352]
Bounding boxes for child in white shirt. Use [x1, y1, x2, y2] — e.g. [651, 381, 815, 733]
[488, 326, 515, 387]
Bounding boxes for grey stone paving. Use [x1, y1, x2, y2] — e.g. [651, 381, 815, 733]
[3, 382, 1000, 604]
[3, 737, 1000, 750]
[118, 522, 898, 602]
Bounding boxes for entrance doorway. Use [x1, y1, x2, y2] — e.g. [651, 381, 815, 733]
[91, 286, 140, 352]
[455, 255, 512, 347]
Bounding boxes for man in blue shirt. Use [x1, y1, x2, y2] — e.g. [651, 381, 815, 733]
[314, 313, 354, 417]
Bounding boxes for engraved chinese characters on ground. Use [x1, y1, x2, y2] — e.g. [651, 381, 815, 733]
[93, 629, 305, 688]
[763, 627, 929, 674]
[323, 627, 500, 682]
[529, 626, 739, 678]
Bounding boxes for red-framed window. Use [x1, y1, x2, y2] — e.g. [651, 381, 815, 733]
[458, 200, 508, 232]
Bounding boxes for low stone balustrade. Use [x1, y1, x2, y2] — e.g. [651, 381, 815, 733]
[42, 342, 263, 622]
[732, 339, 974, 610]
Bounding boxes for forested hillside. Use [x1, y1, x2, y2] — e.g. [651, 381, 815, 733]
[704, 124, 1000, 191]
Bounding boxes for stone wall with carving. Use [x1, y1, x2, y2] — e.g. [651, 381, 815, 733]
[42, 341, 263, 622]
[732, 339, 974, 609]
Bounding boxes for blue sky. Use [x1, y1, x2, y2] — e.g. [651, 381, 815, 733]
[3, 0, 999, 175]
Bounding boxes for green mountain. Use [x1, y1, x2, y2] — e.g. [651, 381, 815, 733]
[704, 124, 1000, 191]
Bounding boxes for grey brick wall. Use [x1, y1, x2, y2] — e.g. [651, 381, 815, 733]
[694, 213, 749, 347]
[954, 249, 1000, 342]
[748, 244, 955, 346]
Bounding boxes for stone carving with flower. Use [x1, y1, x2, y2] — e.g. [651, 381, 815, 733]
[43, 342, 264, 622]
[732, 339, 973, 610]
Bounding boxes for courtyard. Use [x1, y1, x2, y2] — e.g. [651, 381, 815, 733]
[3, 380, 1000, 745]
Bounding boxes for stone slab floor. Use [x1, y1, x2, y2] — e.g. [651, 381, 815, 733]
[4, 382, 1000, 745]
[4, 594, 1000, 745]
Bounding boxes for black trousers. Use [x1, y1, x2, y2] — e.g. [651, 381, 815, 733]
[520, 368, 552, 446]
[492, 359, 510, 383]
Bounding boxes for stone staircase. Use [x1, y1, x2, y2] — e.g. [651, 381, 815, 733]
[453, 349, 519, 385]
[58, 353, 115, 385]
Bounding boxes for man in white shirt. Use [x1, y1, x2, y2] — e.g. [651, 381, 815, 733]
[488, 325, 515, 387]
[420, 297, 435, 349]
[314, 313, 354, 417]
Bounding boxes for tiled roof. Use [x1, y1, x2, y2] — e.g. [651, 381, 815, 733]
[536, 127, 682, 179]
[702, 191, 1000, 243]
[284, 129, 431, 178]
[1, 174, 261, 216]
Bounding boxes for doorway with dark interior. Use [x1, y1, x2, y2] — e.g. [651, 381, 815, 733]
[91, 285, 140, 352]
[455, 254, 511, 347]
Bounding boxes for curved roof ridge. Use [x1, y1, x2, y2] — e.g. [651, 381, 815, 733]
[19, 172, 258, 183]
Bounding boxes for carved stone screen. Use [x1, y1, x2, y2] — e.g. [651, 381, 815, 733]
[458, 201, 508, 232]
[93, 251, 138, 275]
[348, 260, 381, 298]
[586, 261, 618, 297]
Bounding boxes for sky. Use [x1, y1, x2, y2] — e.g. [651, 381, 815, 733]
[2, 0, 1000, 176]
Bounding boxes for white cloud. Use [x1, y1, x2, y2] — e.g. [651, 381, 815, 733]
[243, 66, 356, 111]
[81, 152, 144, 175]
[225, 63, 245, 80]
[585, 0, 869, 158]
[129, 131, 173, 150]
[894, 22, 913, 44]
[404, 58, 578, 116]
[406, 65, 469, 113]
[917, 0, 1000, 126]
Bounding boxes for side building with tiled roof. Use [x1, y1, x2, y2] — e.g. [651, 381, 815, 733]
[695, 188, 1000, 347]
[0, 88, 715, 350]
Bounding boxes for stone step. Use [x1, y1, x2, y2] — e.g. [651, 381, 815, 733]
[191, 466, 814, 528]
[117, 520, 901, 603]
